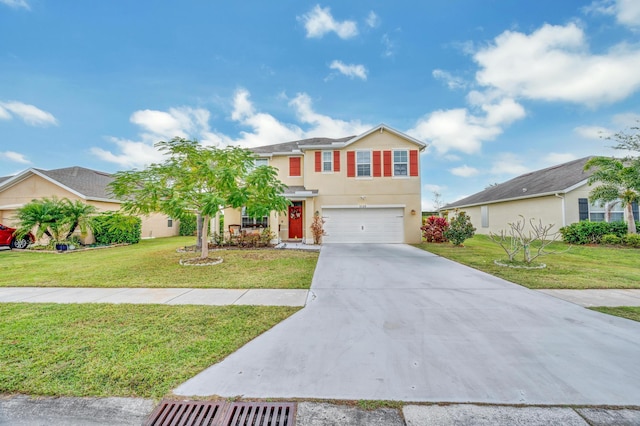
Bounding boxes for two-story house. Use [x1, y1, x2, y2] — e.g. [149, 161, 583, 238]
[223, 124, 427, 244]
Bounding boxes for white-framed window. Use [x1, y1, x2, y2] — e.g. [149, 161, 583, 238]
[356, 151, 371, 177]
[241, 207, 268, 228]
[254, 158, 269, 168]
[481, 206, 489, 228]
[322, 151, 333, 172]
[393, 150, 408, 176]
[590, 200, 624, 222]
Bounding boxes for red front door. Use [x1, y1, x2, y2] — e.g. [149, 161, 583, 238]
[288, 205, 303, 239]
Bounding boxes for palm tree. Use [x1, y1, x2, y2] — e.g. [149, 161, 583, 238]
[15, 197, 97, 243]
[62, 199, 97, 239]
[585, 157, 640, 234]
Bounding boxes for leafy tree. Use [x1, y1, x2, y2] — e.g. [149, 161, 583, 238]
[585, 156, 640, 234]
[15, 197, 96, 243]
[109, 137, 290, 259]
[444, 210, 475, 246]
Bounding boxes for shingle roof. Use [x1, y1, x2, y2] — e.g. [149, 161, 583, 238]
[0, 176, 10, 185]
[36, 166, 115, 200]
[251, 136, 354, 154]
[444, 157, 595, 209]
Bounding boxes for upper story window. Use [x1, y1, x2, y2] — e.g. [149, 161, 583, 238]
[241, 207, 268, 228]
[393, 150, 408, 176]
[356, 151, 371, 177]
[322, 151, 333, 172]
[289, 157, 301, 177]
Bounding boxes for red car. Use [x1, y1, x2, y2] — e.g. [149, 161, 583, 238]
[0, 224, 34, 249]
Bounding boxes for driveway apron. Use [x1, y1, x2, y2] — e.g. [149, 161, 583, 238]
[175, 244, 640, 405]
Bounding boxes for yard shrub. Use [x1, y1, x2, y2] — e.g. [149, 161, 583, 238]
[179, 214, 197, 236]
[623, 234, 640, 248]
[421, 216, 449, 242]
[601, 234, 622, 245]
[91, 212, 141, 245]
[559, 221, 629, 244]
[444, 211, 476, 246]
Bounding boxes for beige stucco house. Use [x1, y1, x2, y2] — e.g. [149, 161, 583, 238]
[0, 166, 180, 241]
[223, 124, 427, 244]
[441, 157, 640, 235]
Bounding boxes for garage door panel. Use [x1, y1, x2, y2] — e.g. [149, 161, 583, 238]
[323, 208, 404, 243]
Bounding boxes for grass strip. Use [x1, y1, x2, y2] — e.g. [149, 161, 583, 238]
[590, 306, 640, 322]
[416, 235, 639, 289]
[0, 237, 318, 289]
[0, 303, 299, 398]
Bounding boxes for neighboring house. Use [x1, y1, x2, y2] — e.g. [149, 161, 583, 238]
[223, 124, 427, 244]
[441, 157, 640, 235]
[0, 166, 179, 241]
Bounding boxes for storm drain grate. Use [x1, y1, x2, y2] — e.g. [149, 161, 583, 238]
[145, 400, 297, 426]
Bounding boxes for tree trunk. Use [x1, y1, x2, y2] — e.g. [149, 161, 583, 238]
[196, 214, 203, 250]
[626, 203, 637, 234]
[200, 215, 209, 259]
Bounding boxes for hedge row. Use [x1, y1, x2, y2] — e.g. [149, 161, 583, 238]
[91, 212, 141, 245]
[559, 221, 639, 245]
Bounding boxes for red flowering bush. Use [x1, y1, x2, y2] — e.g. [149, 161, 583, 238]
[421, 216, 449, 242]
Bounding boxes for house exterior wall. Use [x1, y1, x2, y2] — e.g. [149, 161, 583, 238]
[449, 183, 600, 236]
[0, 174, 179, 241]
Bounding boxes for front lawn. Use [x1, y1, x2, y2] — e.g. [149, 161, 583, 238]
[0, 237, 318, 289]
[416, 235, 640, 289]
[0, 303, 299, 397]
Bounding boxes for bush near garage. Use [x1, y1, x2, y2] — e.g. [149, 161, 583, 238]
[179, 214, 197, 236]
[420, 216, 449, 243]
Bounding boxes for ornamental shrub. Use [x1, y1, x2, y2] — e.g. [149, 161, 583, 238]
[421, 216, 449, 242]
[91, 211, 141, 245]
[444, 211, 476, 246]
[600, 234, 622, 245]
[559, 221, 629, 244]
[179, 214, 197, 236]
[623, 234, 640, 248]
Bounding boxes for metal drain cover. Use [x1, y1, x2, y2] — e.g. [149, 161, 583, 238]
[145, 400, 297, 426]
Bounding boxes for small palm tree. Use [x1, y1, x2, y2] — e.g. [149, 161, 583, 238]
[15, 197, 97, 243]
[62, 199, 97, 239]
[585, 157, 640, 234]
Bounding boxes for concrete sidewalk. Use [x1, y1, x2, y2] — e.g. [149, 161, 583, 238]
[0, 287, 308, 306]
[539, 289, 640, 307]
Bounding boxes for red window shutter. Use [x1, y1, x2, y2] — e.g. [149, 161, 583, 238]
[290, 157, 301, 176]
[315, 151, 321, 172]
[383, 150, 392, 177]
[373, 151, 382, 177]
[333, 150, 341, 172]
[410, 150, 419, 176]
[347, 151, 355, 177]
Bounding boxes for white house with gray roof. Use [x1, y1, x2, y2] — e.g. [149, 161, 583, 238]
[441, 157, 639, 235]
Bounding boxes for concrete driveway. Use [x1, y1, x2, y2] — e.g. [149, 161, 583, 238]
[175, 244, 640, 405]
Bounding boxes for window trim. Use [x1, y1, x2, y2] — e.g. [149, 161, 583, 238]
[392, 149, 409, 178]
[356, 150, 372, 178]
[589, 200, 624, 223]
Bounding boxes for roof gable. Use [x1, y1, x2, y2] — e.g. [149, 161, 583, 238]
[444, 157, 595, 209]
[0, 166, 117, 201]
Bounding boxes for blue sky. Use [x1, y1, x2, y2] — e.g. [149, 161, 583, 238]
[1, 0, 639, 209]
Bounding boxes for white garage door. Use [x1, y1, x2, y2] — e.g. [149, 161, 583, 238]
[322, 207, 404, 243]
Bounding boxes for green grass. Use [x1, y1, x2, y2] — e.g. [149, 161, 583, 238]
[416, 235, 640, 289]
[0, 303, 299, 398]
[0, 237, 318, 289]
[591, 306, 640, 322]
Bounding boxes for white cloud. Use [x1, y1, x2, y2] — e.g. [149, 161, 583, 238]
[381, 33, 395, 58]
[612, 112, 640, 127]
[584, 0, 640, 27]
[0, 0, 30, 9]
[299, 5, 358, 39]
[574, 125, 612, 139]
[432, 69, 467, 90]
[474, 22, 640, 106]
[93, 89, 372, 169]
[450, 165, 479, 177]
[481, 97, 526, 127]
[366, 11, 380, 28]
[329, 60, 368, 80]
[0, 101, 57, 126]
[424, 183, 445, 192]
[490, 153, 529, 176]
[543, 153, 578, 165]
[1, 151, 31, 164]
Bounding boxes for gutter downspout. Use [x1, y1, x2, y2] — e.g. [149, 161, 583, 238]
[555, 193, 566, 227]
